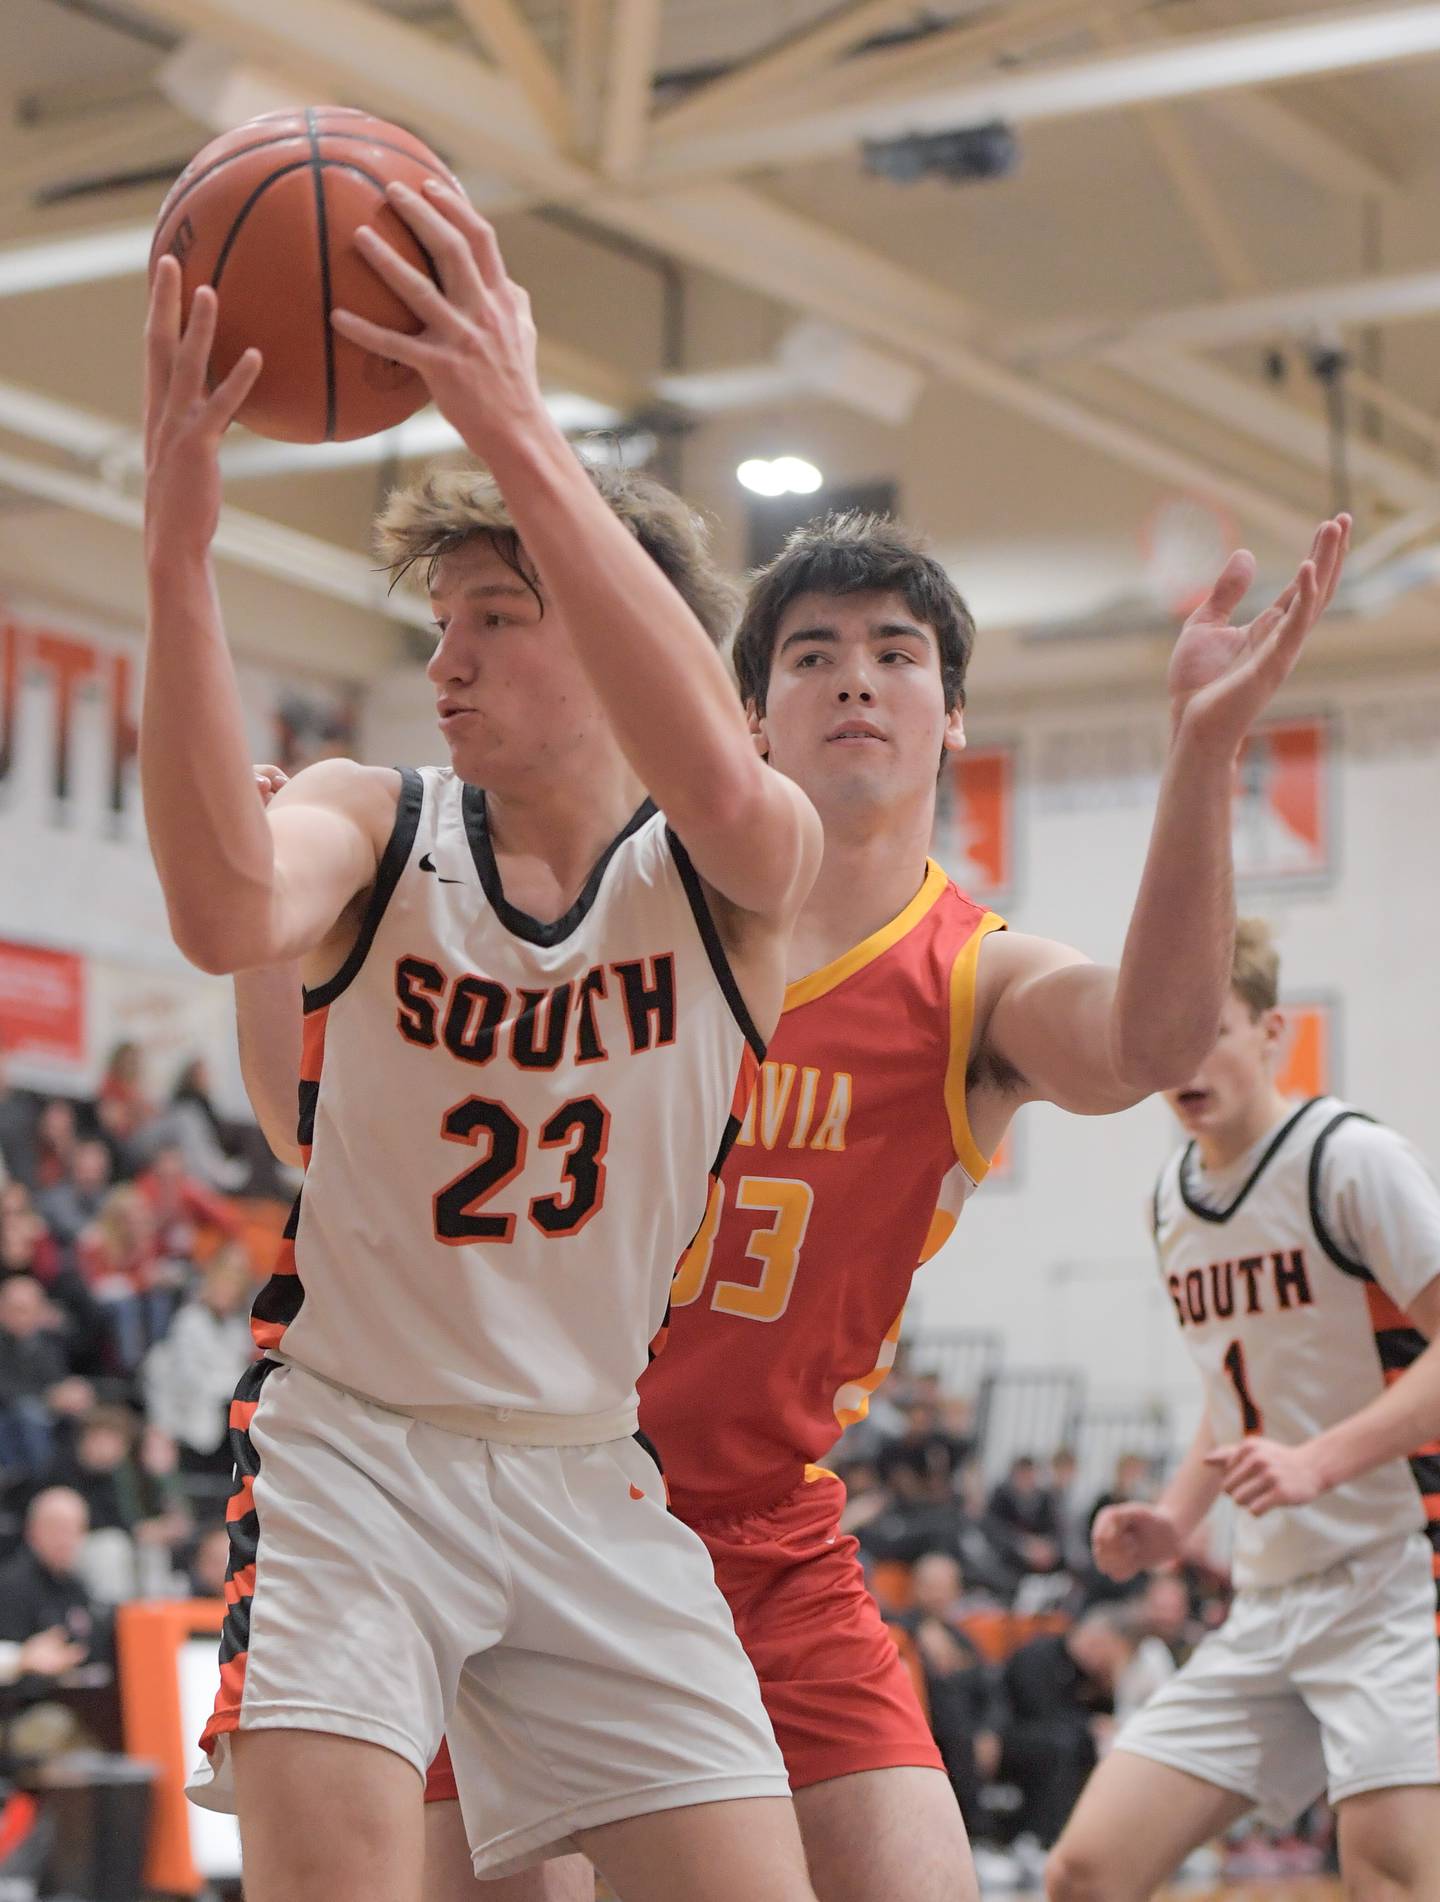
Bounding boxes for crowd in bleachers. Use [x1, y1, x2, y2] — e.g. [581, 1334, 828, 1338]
[828, 1366, 1333, 1888]
[0, 1038, 285, 1758]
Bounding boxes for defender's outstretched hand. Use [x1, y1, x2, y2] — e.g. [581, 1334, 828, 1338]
[1205, 1436, 1325, 1517]
[1168, 515, 1350, 751]
[143, 257, 261, 562]
[332, 179, 545, 457]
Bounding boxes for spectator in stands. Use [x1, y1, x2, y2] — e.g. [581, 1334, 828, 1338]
[900, 1553, 998, 1832]
[142, 1247, 255, 1478]
[1137, 1571, 1198, 1665]
[879, 1398, 969, 1490]
[75, 1186, 183, 1374]
[0, 1047, 39, 1189]
[992, 1606, 1140, 1849]
[0, 1276, 92, 1479]
[0, 1489, 108, 1679]
[95, 1040, 155, 1170]
[986, 1454, 1065, 1583]
[166, 1057, 250, 1192]
[35, 1139, 112, 1248]
[1048, 1446, 1091, 1573]
[1, 1190, 108, 1378]
[0, 1190, 64, 1284]
[50, 1406, 190, 1603]
[188, 1522, 231, 1600]
[33, 1098, 79, 1191]
[135, 1142, 242, 1262]
[1087, 1450, 1152, 1537]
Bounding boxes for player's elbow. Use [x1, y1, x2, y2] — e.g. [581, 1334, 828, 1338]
[168, 909, 263, 978]
[1111, 1014, 1217, 1098]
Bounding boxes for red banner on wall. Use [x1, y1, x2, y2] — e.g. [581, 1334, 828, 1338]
[0, 940, 86, 1064]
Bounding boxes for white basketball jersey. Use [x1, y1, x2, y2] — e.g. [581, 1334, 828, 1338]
[251, 767, 762, 1431]
[1154, 1096, 1440, 1588]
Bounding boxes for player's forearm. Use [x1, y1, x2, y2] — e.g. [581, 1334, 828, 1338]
[1307, 1339, 1440, 1493]
[1107, 724, 1237, 1093]
[1158, 1414, 1224, 1540]
[141, 552, 279, 973]
[481, 427, 795, 874]
[235, 965, 304, 1166]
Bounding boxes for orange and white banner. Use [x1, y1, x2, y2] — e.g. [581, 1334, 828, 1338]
[1278, 997, 1338, 1099]
[936, 743, 1016, 904]
[1233, 717, 1331, 887]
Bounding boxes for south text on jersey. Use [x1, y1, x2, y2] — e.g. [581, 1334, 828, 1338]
[393, 952, 677, 1069]
[1167, 1250, 1315, 1328]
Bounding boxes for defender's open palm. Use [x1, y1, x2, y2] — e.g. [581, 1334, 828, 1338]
[332, 179, 545, 457]
[1168, 515, 1349, 751]
[143, 257, 261, 563]
[1092, 1502, 1181, 1582]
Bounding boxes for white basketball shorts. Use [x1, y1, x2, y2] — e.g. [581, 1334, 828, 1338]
[1116, 1529, 1440, 1825]
[186, 1359, 789, 1876]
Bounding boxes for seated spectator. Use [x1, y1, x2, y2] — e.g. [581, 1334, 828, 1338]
[36, 1139, 112, 1248]
[142, 1248, 255, 1478]
[188, 1522, 231, 1600]
[165, 1058, 250, 1193]
[1087, 1450, 1152, 1537]
[879, 1399, 969, 1490]
[0, 1489, 109, 1688]
[1136, 1570, 1199, 1665]
[1048, 1445, 1091, 1573]
[985, 1454, 1065, 1581]
[50, 1406, 191, 1603]
[899, 1553, 998, 1832]
[992, 1606, 1139, 1848]
[0, 1277, 93, 1480]
[76, 1187, 184, 1375]
[1, 1188, 108, 1379]
[135, 1143, 242, 1263]
[95, 1040, 156, 1172]
[33, 1099, 79, 1191]
[0, 1047, 39, 1189]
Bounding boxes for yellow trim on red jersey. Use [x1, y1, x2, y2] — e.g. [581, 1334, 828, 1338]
[783, 859, 948, 1013]
[945, 911, 1007, 1181]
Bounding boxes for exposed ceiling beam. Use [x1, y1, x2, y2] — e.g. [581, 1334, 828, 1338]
[130, 0, 578, 193]
[565, 0, 606, 157]
[645, 2, 1440, 182]
[0, 445, 429, 633]
[656, 0, 943, 140]
[452, 0, 569, 145]
[1193, 81, 1401, 199]
[1011, 266, 1440, 362]
[1111, 349, 1436, 511]
[0, 224, 153, 298]
[599, 0, 664, 179]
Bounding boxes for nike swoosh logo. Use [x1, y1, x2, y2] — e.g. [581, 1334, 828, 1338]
[418, 852, 463, 885]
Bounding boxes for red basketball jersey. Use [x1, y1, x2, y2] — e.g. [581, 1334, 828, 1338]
[639, 862, 1004, 1516]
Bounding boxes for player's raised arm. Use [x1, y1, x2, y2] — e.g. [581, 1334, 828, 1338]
[981, 519, 1349, 1113]
[331, 181, 821, 924]
[141, 261, 388, 974]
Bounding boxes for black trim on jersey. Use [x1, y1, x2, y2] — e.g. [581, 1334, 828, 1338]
[218, 1357, 278, 1667]
[1177, 1097, 1323, 1224]
[303, 767, 425, 1012]
[462, 786, 656, 946]
[1150, 1171, 1165, 1240]
[666, 829, 766, 1063]
[1308, 1108, 1379, 1278]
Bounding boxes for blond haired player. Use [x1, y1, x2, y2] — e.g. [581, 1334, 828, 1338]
[243, 496, 1346, 1902]
[1048, 919, 1440, 1902]
[142, 178, 825, 1902]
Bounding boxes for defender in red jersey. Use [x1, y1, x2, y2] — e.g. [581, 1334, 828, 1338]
[239, 510, 1348, 1902]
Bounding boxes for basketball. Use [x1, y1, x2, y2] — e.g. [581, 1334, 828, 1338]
[150, 108, 464, 444]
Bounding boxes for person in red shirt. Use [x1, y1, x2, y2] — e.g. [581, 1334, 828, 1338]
[236, 508, 1346, 1902]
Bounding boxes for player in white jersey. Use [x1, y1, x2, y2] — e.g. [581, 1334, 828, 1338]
[141, 182, 824, 1902]
[1047, 919, 1440, 1902]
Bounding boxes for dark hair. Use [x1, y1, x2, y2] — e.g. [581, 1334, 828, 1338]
[732, 512, 975, 714]
[376, 461, 740, 648]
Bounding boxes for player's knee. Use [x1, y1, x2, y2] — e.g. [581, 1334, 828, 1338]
[1045, 1839, 1120, 1902]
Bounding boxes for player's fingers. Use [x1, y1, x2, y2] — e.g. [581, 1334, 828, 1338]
[143, 257, 182, 420]
[420, 177, 506, 292]
[1195, 548, 1256, 625]
[202, 347, 262, 433]
[329, 306, 429, 368]
[1316, 516, 1348, 613]
[172, 285, 220, 405]
[354, 224, 452, 326]
[386, 182, 485, 302]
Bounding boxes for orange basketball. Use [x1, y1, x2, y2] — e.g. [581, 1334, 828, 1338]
[151, 107, 464, 444]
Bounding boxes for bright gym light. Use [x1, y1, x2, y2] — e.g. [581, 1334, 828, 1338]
[737, 456, 824, 497]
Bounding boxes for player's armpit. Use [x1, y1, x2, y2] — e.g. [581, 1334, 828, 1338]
[978, 932, 1149, 1116]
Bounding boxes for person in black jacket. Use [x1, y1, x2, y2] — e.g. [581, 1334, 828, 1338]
[0, 1489, 108, 1697]
[0, 1277, 93, 1480]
